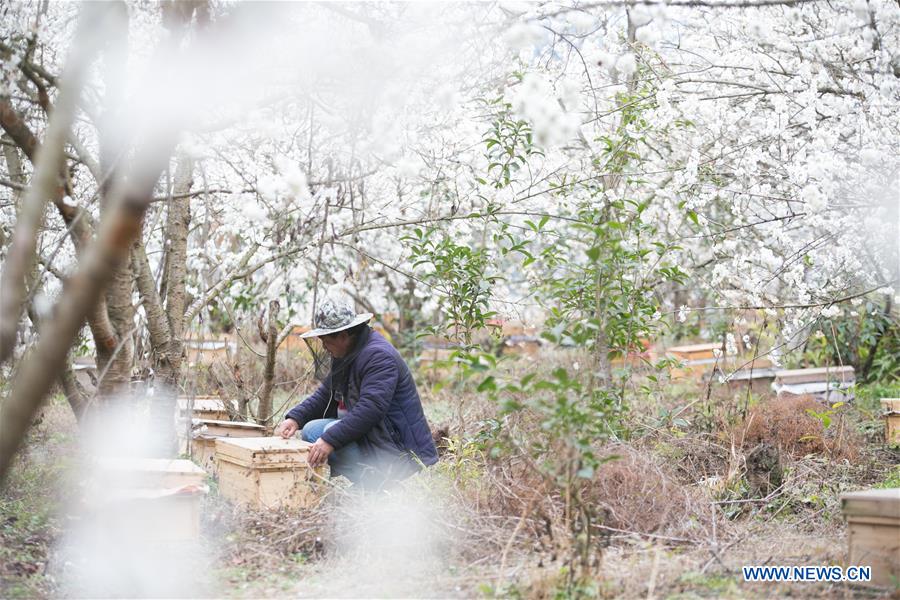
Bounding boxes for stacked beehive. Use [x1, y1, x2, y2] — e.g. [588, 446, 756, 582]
[190, 419, 267, 474]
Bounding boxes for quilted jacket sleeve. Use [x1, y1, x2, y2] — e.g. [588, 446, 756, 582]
[320, 351, 398, 449]
[284, 379, 332, 426]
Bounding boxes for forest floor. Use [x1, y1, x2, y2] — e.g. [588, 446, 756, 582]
[1, 365, 899, 599]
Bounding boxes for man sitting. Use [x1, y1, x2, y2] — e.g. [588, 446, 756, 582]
[275, 296, 438, 487]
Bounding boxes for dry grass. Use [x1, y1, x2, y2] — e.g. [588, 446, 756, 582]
[591, 443, 719, 542]
[737, 395, 862, 460]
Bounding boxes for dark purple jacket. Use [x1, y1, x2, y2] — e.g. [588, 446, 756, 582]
[285, 330, 438, 469]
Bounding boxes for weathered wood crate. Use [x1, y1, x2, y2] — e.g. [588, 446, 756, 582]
[190, 420, 267, 474]
[215, 437, 329, 510]
[881, 399, 900, 446]
[841, 488, 900, 587]
[94, 458, 208, 542]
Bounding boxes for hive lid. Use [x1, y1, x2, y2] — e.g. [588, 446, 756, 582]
[215, 436, 312, 468]
[667, 342, 721, 353]
[94, 457, 207, 489]
[177, 398, 227, 411]
[191, 419, 264, 429]
[881, 398, 900, 414]
[841, 488, 900, 519]
[726, 367, 779, 381]
[775, 366, 855, 385]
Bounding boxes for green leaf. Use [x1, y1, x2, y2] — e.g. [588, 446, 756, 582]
[477, 376, 497, 392]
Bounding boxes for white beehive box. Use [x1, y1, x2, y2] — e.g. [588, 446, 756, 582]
[215, 437, 329, 510]
[773, 366, 855, 401]
[92, 458, 208, 542]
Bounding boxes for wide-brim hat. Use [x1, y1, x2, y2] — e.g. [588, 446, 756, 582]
[300, 296, 373, 338]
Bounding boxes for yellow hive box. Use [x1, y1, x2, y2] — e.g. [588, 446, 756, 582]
[666, 342, 722, 361]
[190, 420, 267, 474]
[666, 343, 727, 380]
[215, 437, 329, 510]
[841, 488, 900, 587]
[881, 399, 900, 446]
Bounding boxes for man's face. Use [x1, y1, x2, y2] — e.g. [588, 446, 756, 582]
[320, 331, 353, 358]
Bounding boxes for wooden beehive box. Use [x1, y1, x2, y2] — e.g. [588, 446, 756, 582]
[725, 367, 778, 393]
[775, 365, 855, 386]
[667, 342, 721, 361]
[501, 335, 542, 357]
[215, 437, 329, 510]
[841, 488, 900, 587]
[881, 399, 900, 446]
[177, 397, 230, 421]
[190, 420, 267, 474]
[93, 458, 208, 542]
[666, 343, 727, 380]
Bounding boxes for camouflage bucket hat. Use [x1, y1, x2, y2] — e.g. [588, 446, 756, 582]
[300, 296, 373, 338]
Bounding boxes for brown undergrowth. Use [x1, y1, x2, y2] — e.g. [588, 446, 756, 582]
[737, 394, 862, 460]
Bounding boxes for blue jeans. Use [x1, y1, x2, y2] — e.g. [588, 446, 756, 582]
[301, 419, 366, 483]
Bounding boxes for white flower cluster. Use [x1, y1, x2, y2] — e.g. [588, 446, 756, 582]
[510, 72, 582, 147]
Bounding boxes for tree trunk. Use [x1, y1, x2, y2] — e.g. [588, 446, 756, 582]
[133, 154, 193, 455]
[258, 300, 279, 428]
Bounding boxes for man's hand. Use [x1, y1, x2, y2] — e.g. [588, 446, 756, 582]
[308, 438, 334, 468]
[275, 418, 299, 439]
